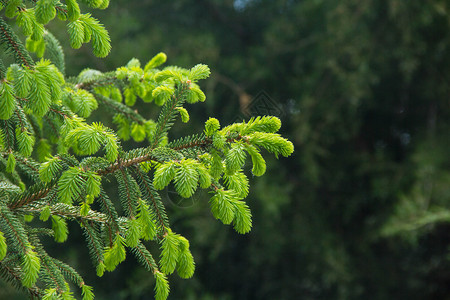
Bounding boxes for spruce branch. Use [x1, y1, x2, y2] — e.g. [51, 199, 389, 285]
[96, 147, 156, 175]
[96, 189, 119, 235]
[0, 3, 295, 296]
[132, 241, 159, 273]
[116, 169, 139, 217]
[48, 104, 75, 119]
[38, 252, 67, 294]
[0, 17, 34, 67]
[0, 262, 43, 298]
[1, 151, 40, 177]
[8, 184, 53, 210]
[168, 133, 212, 151]
[0, 58, 6, 79]
[17, 202, 109, 224]
[80, 220, 105, 269]
[9, 147, 161, 210]
[150, 82, 191, 149]
[5, 124, 279, 211]
[14, 106, 27, 131]
[52, 259, 84, 288]
[0, 203, 29, 253]
[0, 119, 15, 150]
[133, 166, 169, 235]
[12, 153, 40, 179]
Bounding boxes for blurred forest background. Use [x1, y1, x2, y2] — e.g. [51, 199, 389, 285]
[2, 0, 450, 299]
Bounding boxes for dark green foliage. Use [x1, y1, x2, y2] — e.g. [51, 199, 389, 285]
[72, 1, 450, 299]
[0, 2, 293, 299]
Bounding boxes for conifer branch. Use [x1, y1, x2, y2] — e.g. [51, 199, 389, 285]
[10, 148, 161, 210]
[96, 148, 156, 175]
[169, 134, 212, 151]
[132, 241, 159, 272]
[80, 220, 105, 266]
[13, 153, 40, 179]
[8, 185, 52, 210]
[14, 107, 26, 131]
[0, 119, 15, 150]
[0, 4, 295, 297]
[0, 58, 6, 79]
[133, 166, 169, 235]
[0, 17, 33, 67]
[5, 130, 247, 212]
[19, 203, 108, 224]
[150, 82, 191, 149]
[48, 105, 74, 119]
[97, 190, 120, 239]
[169, 133, 247, 151]
[52, 258, 84, 287]
[39, 254, 66, 294]
[0, 204, 28, 253]
[116, 169, 138, 217]
[0, 262, 43, 298]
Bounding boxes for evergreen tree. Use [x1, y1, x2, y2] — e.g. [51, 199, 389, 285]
[0, 1, 293, 299]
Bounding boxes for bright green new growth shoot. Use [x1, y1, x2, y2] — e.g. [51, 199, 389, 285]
[0, 1, 293, 299]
